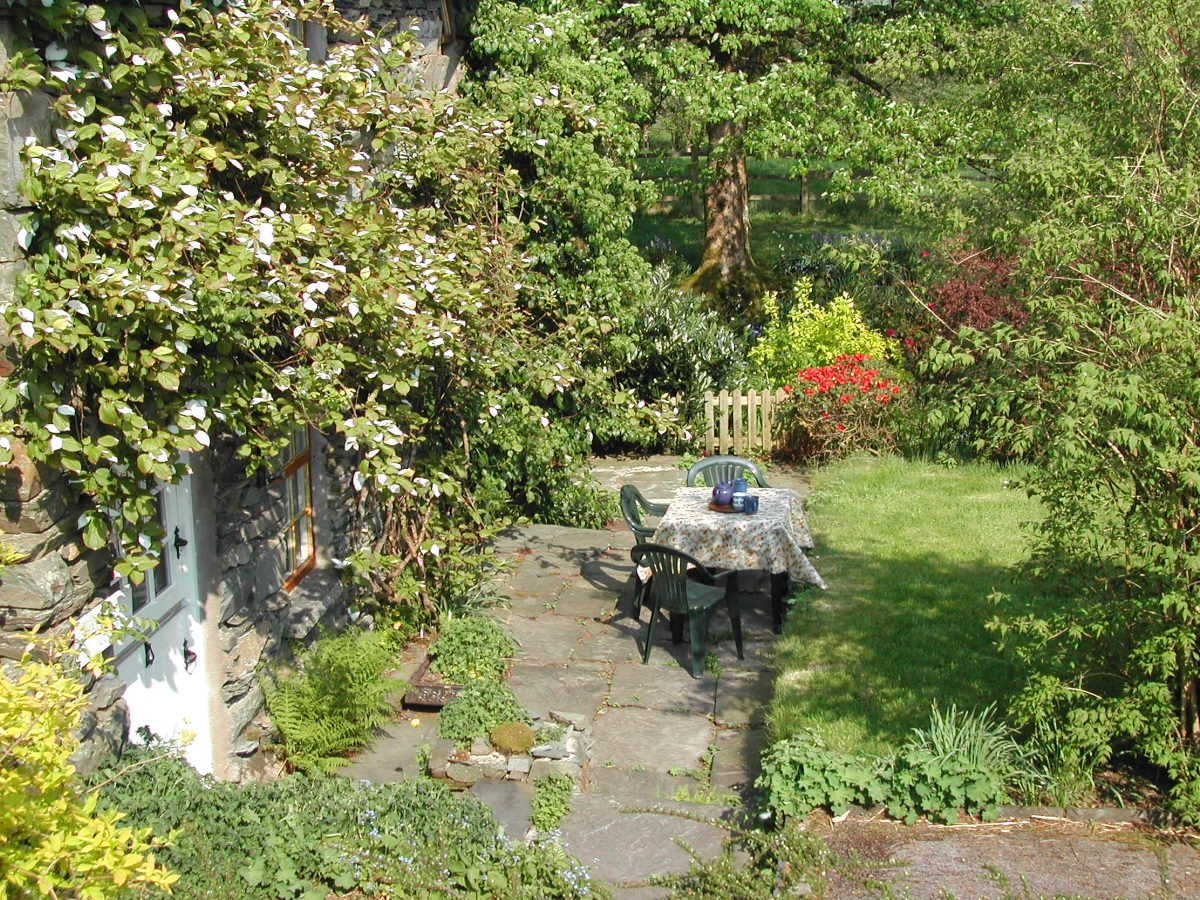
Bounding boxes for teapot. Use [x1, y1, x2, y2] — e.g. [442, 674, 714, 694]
[712, 481, 735, 506]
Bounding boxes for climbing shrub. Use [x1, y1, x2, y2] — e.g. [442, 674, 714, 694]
[0, 0, 646, 612]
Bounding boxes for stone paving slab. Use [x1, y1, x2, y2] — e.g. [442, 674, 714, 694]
[714, 669, 773, 727]
[579, 556, 638, 598]
[469, 779, 534, 841]
[586, 766, 705, 806]
[553, 580, 621, 619]
[709, 726, 767, 798]
[608, 662, 715, 715]
[338, 714, 434, 783]
[509, 662, 609, 721]
[713, 637, 775, 673]
[508, 613, 589, 664]
[560, 792, 732, 895]
[572, 629, 643, 664]
[591, 706, 714, 773]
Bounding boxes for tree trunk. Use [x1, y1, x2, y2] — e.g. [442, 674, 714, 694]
[682, 119, 759, 308]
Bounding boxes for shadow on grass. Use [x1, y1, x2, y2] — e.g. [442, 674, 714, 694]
[771, 543, 1040, 755]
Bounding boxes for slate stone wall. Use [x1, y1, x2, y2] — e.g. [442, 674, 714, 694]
[334, 0, 469, 91]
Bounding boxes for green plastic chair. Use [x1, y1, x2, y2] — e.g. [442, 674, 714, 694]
[685, 454, 771, 488]
[619, 485, 668, 614]
[629, 543, 744, 677]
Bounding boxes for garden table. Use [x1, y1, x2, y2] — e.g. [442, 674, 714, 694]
[652, 486, 826, 632]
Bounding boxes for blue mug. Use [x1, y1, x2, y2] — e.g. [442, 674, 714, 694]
[733, 477, 749, 494]
[731, 491, 748, 512]
[743, 494, 759, 515]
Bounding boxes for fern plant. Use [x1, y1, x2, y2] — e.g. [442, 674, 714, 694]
[263, 628, 398, 774]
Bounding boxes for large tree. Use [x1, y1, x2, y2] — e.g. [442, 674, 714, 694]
[598, 0, 999, 306]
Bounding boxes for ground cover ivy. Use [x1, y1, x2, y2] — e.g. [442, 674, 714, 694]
[89, 751, 606, 898]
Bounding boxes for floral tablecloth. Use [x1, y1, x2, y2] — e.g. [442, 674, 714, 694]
[652, 487, 827, 588]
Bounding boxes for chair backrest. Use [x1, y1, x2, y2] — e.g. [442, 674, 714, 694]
[619, 484, 656, 543]
[685, 455, 771, 488]
[630, 543, 708, 613]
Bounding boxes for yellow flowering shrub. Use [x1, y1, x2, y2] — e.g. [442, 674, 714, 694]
[749, 279, 893, 388]
[0, 641, 178, 900]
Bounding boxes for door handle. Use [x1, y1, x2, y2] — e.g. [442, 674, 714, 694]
[173, 527, 190, 559]
[144, 640, 155, 667]
[183, 639, 198, 673]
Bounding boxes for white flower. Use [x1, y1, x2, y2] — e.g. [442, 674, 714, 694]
[181, 399, 207, 420]
[539, 416, 549, 428]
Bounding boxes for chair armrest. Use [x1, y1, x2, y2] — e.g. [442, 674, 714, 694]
[643, 499, 669, 517]
[691, 566, 734, 586]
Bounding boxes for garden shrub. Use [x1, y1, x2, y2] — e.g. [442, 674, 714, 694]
[774, 355, 909, 463]
[914, 245, 1026, 352]
[438, 680, 530, 747]
[262, 628, 398, 775]
[429, 614, 515, 685]
[602, 265, 750, 449]
[90, 751, 606, 899]
[758, 705, 1024, 824]
[1, 641, 177, 899]
[749, 280, 893, 388]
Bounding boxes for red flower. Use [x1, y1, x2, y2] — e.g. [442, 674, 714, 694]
[782, 384, 792, 395]
[885, 328, 895, 337]
[836, 423, 846, 432]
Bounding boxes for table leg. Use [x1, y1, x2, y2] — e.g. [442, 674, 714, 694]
[770, 571, 789, 633]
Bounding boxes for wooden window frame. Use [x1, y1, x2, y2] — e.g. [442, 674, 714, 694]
[281, 427, 316, 591]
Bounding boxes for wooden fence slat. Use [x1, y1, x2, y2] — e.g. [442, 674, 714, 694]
[719, 391, 730, 454]
[747, 390, 760, 453]
[760, 389, 772, 453]
[732, 389, 743, 455]
[704, 392, 715, 456]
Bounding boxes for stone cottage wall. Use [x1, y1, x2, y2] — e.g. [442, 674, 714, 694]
[0, 3, 438, 779]
[208, 432, 365, 780]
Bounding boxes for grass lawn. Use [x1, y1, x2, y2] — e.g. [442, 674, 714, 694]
[767, 455, 1040, 757]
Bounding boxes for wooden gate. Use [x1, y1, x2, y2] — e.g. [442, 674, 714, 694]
[701, 389, 789, 456]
